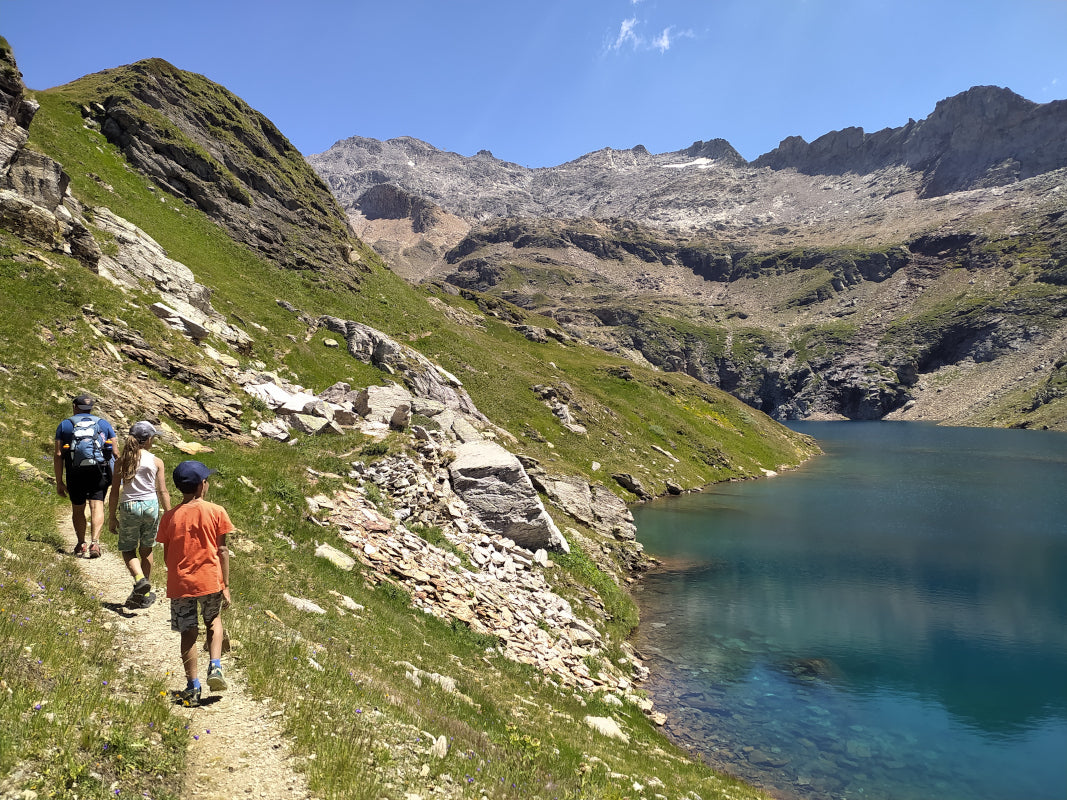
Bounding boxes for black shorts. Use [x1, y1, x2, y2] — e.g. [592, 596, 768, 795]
[67, 464, 111, 505]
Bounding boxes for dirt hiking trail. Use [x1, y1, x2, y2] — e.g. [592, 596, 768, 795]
[59, 512, 312, 800]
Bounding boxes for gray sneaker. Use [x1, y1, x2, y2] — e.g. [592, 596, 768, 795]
[132, 577, 151, 596]
[125, 589, 157, 609]
[206, 665, 228, 692]
[171, 685, 201, 707]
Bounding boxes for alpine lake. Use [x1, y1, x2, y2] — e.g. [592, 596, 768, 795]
[632, 422, 1067, 800]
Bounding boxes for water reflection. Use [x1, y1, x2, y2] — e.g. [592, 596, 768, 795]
[633, 423, 1067, 800]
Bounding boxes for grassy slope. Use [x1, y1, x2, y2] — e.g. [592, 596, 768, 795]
[0, 74, 819, 800]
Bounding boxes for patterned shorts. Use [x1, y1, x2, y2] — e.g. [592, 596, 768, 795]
[116, 499, 160, 552]
[169, 592, 223, 634]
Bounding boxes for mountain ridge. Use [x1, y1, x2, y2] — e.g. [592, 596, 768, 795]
[309, 85, 1067, 429]
[310, 85, 1067, 224]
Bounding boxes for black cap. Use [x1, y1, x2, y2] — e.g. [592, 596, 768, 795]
[173, 460, 216, 493]
[73, 393, 94, 411]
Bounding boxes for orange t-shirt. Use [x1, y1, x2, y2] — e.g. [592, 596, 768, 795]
[156, 498, 234, 598]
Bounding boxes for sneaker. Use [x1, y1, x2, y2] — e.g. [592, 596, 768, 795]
[171, 685, 201, 707]
[73, 542, 87, 557]
[206, 665, 228, 693]
[88, 542, 101, 558]
[132, 577, 151, 596]
[127, 590, 157, 609]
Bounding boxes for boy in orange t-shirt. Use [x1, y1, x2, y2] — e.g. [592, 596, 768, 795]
[156, 460, 233, 706]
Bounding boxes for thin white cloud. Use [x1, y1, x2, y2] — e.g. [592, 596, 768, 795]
[612, 17, 639, 51]
[608, 14, 694, 55]
[652, 27, 672, 53]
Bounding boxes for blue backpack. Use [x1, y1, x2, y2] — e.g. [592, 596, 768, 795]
[67, 414, 109, 468]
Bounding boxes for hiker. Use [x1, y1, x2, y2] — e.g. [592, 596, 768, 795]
[156, 460, 233, 706]
[108, 421, 170, 609]
[53, 394, 117, 558]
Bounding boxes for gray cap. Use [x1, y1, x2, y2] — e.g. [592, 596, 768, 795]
[129, 421, 158, 441]
[73, 393, 94, 411]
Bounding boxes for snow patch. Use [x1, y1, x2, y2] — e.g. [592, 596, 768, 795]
[662, 157, 716, 170]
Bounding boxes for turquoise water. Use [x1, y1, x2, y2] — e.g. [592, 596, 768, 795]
[631, 422, 1067, 800]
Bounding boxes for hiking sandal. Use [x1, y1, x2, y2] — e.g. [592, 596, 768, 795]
[88, 542, 101, 558]
[73, 542, 87, 557]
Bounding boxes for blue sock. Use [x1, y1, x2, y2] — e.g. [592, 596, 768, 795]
[210, 658, 221, 670]
[187, 678, 201, 690]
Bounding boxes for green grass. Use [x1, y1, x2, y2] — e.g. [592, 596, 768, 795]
[778, 268, 837, 308]
[0, 462, 187, 800]
[791, 322, 859, 363]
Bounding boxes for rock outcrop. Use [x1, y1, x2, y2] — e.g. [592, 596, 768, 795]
[317, 314, 486, 419]
[448, 440, 569, 553]
[70, 58, 367, 284]
[754, 87, 1067, 197]
[0, 42, 100, 269]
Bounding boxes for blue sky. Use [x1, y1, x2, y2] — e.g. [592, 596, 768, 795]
[2, 0, 1064, 167]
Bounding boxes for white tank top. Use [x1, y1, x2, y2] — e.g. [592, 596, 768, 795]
[121, 449, 158, 502]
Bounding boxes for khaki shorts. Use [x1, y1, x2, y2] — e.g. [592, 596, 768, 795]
[169, 592, 223, 634]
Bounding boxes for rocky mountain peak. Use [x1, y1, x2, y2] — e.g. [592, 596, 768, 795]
[682, 138, 746, 165]
[753, 85, 1067, 196]
[311, 85, 1066, 238]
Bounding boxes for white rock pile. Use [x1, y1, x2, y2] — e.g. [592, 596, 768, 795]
[318, 485, 651, 699]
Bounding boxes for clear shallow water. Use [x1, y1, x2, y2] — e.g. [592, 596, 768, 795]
[632, 422, 1067, 800]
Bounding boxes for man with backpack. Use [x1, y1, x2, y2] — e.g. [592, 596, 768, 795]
[54, 393, 117, 558]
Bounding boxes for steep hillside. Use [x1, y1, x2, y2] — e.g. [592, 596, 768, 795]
[309, 89, 1067, 429]
[55, 58, 365, 282]
[1, 39, 815, 800]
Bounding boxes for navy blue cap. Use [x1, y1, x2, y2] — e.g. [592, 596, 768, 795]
[173, 460, 216, 492]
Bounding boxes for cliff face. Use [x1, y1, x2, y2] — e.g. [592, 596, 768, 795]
[0, 37, 101, 269]
[753, 87, 1067, 197]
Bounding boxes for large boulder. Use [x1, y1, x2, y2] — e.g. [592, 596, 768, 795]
[448, 441, 569, 553]
[591, 485, 637, 541]
[354, 383, 415, 424]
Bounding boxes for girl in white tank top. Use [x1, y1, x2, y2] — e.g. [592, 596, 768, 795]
[108, 421, 171, 608]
